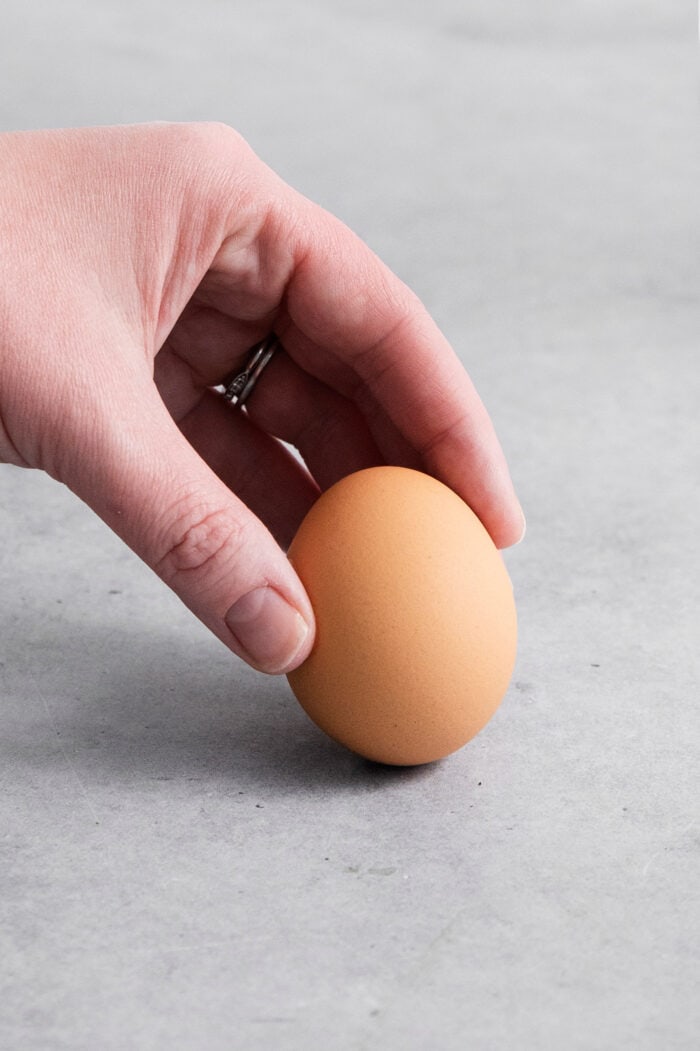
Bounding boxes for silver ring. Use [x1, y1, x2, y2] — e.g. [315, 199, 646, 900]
[222, 334, 279, 408]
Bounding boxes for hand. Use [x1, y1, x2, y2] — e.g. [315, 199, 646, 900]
[0, 122, 524, 673]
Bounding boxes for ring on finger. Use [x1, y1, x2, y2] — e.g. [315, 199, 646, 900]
[221, 333, 280, 409]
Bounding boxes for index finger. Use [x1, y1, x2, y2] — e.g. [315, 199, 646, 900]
[275, 198, 525, 548]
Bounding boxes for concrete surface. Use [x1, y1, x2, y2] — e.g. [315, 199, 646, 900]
[1, 2, 698, 1048]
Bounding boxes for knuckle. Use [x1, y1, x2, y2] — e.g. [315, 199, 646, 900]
[155, 502, 249, 588]
[148, 121, 258, 198]
[181, 120, 248, 161]
[164, 122, 266, 226]
[182, 121, 257, 180]
[154, 119, 241, 154]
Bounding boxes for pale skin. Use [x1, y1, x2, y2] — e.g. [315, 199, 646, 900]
[0, 122, 525, 674]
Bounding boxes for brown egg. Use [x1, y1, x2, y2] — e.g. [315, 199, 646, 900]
[286, 466, 517, 766]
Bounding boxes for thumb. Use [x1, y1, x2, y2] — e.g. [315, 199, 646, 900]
[64, 378, 315, 675]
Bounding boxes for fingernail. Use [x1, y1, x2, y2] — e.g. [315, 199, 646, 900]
[225, 587, 311, 674]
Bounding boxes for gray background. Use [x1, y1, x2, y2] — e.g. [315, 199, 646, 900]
[1, 2, 698, 1048]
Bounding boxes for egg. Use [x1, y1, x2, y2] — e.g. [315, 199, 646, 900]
[286, 466, 517, 766]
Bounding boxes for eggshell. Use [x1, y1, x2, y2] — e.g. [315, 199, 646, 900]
[286, 466, 517, 766]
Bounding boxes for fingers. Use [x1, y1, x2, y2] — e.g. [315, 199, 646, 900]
[157, 309, 386, 493]
[156, 132, 523, 547]
[65, 367, 315, 674]
[242, 352, 387, 490]
[160, 302, 519, 538]
[274, 205, 525, 548]
[178, 388, 319, 550]
[192, 169, 524, 548]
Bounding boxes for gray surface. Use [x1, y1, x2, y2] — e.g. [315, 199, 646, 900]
[1, 2, 698, 1049]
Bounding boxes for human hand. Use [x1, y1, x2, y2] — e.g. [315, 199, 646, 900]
[0, 122, 524, 673]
